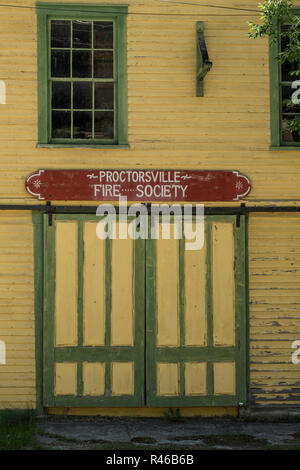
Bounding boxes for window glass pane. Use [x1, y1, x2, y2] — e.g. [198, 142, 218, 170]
[73, 82, 92, 109]
[52, 82, 71, 109]
[73, 20, 92, 49]
[95, 83, 114, 109]
[94, 51, 113, 78]
[282, 114, 300, 143]
[281, 59, 298, 82]
[51, 20, 70, 48]
[94, 111, 114, 139]
[73, 111, 92, 139]
[51, 50, 70, 77]
[94, 22, 113, 49]
[72, 51, 92, 78]
[52, 111, 71, 138]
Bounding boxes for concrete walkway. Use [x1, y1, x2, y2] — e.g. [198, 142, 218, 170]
[36, 416, 300, 450]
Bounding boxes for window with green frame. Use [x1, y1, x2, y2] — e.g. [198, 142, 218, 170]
[36, 3, 128, 147]
[270, 10, 300, 148]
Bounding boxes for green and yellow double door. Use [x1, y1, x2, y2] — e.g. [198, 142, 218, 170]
[43, 214, 247, 408]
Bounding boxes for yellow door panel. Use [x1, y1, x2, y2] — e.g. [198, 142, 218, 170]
[214, 362, 236, 395]
[111, 226, 134, 347]
[156, 232, 179, 347]
[111, 362, 134, 396]
[83, 222, 106, 346]
[83, 362, 105, 396]
[184, 235, 207, 346]
[55, 222, 78, 347]
[185, 362, 207, 396]
[157, 363, 179, 396]
[212, 222, 235, 347]
[55, 363, 77, 396]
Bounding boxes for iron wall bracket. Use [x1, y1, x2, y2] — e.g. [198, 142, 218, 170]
[196, 22, 213, 97]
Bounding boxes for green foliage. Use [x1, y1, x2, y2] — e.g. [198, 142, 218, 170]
[163, 408, 184, 422]
[249, 0, 300, 68]
[287, 115, 300, 135]
[0, 410, 38, 450]
[249, 1, 300, 137]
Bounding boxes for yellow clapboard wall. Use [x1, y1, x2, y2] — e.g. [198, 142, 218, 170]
[0, 211, 35, 409]
[249, 215, 300, 406]
[0, 0, 299, 411]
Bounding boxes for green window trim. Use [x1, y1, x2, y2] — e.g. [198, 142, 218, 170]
[269, 8, 300, 149]
[36, 2, 128, 147]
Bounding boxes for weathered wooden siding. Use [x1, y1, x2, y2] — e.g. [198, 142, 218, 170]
[249, 215, 300, 406]
[0, 212, 35, 409]
[0, 0, 299, 410]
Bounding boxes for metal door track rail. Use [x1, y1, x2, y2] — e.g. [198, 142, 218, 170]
[0, 202, 300, 214]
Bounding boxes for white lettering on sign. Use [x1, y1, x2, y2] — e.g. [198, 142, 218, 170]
[0, 81, 6, 104]
[292, 340, 300, 365]
[0, 340, 6, 365]
[93, 170, 187, 199]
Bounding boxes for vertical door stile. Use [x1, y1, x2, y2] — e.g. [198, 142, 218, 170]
[104, 234, 112, 396]
[43, 214, 55, 405]
[179, 233, 185, 398]
[77, 220, 84, 397]
[145, 233, 156, 406]
[234, 216, 247, 405]
[205, 219, 214, 398]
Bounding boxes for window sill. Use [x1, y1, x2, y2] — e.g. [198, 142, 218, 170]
[37, 144, 130, 149]
[270, 146, 300, 150]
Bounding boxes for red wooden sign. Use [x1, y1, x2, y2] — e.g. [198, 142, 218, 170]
[25, 169, 251, 202]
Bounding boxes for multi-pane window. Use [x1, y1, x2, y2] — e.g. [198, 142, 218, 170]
[37, 4, 128, 146]
[270, 13, 300, 148]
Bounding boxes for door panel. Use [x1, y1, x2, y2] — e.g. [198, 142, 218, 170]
[146, 215, 247, 407]
[44, 214, 145, 407]
[43, 213, 247, 408]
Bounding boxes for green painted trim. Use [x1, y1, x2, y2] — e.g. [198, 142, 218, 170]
[155, 348, 236, 362]
[36, 144, 130, 149]
[206, 220, 213, 348]
[269, 23, 281, 148]
[145, 234, 156, 407]
[134, 237, 146, 405]
[36, 3, 128, 146]
[36, 3, 128, 15]
[234, 215, 247, 406]
[179, 362, 185, 397]
[32, 212, 44, 414]
[270, 146, 300, 150]
[206, 361, 213, 396]
[77, 362, 83, 396]
[269, 13, 300, 148]
[43, 214, 56, 406]
[179, 237, 185, 347]
[105, 236, 112, 347]
[77, 221, 83, 347]
[37, 10, 48, 144]
[244, 214, 250, 408]
[55, 347, 138, 362]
